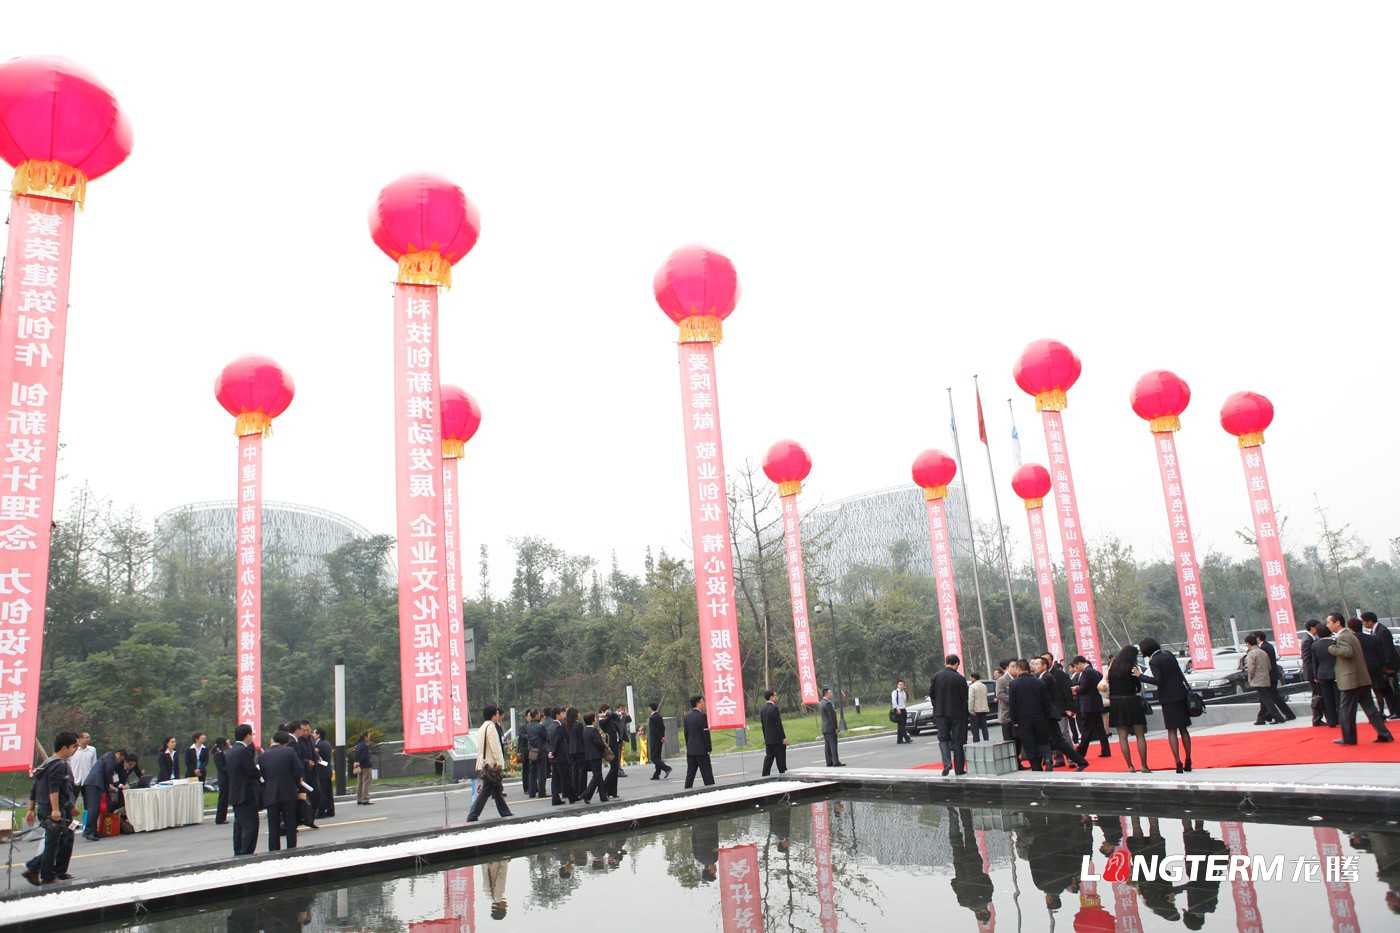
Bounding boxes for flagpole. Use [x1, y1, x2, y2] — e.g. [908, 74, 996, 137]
[977, 375, 1024, 658]
[948, 387, 994, 679]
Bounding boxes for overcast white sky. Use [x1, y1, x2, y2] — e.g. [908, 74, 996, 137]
[29, 3, 1399, 596]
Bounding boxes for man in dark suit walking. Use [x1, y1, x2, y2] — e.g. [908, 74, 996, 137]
[1360, 611, 1400, 718]
[1070, 656, 1111, 757]
[646, 702, 672, 780]
[313, 728, 335, 817]
[1301, 620, 1324, 726]
[260, 731, 303, 851]
[226, 724, 262, 856]
[1009, 659, 1088, 772]
[1312, 627, 1340, 727]
[599, 706, 624, 799]
[682, 695, 715, 788]
[760, 689, 788, 776]
[930, 655, 969, 776]
[1254, 632, 1296, 722]
[819, 686, 845, 766]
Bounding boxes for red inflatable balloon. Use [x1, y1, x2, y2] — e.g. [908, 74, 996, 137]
[440, 385, 482, 458]
[762, 439, 812, 495]
[911, 449, 957, 494]
[1220, 391, 1274, 444]
[215, 355, 294, 436]
[653, 244, 740, 343]
[1130, 370, 1191, 431]
[1014, 338, 1082, 411]
[1010, 463, 1052, 502]
[369, 172, 481, 287]
[0, 55, 132, 205]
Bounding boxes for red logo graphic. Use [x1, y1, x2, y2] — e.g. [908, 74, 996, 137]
[1103, 847, 1131, 883]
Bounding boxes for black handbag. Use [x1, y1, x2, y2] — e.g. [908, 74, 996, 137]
[888, 708, 899, 723]
[1141, 698, 1154, 716]
[1186, 691, 1206, 718]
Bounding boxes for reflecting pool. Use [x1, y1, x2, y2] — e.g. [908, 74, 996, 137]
[76, 794, 1400, 931]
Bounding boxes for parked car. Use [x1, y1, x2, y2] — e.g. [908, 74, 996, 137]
[904, 678, 999, 736]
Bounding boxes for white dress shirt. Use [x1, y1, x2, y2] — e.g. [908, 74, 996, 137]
[890, 688, 907, 709]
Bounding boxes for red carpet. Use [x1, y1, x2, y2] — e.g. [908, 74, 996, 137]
[912, 725, 1400, 772]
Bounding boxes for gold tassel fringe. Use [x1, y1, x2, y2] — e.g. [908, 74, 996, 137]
[1035, 389, 1068, 412]
[924, 485, 948, 501]
[778, 480, 802, 497]
[1237, 431, 1265, 448]
[235, 412, 273, 438]
[12, 159, 87, 210]
[397, 250, 452, 288]
[442, 438, 464, 460]
[1023, 497, 1043, 511]
[1149, 414, 1180, 433]
[677, 315, 724, 344]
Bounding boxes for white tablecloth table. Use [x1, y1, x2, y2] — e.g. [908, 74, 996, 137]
[123, 781, 204, 832]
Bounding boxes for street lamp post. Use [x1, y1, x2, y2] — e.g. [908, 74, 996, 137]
[814, 600, 847, 731]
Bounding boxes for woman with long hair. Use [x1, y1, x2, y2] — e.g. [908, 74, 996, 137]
[157, 736, 180, 782]
[1140, 637, 1192, 772]
[1107, 645, 1152, 772]
[565, 706, 584, 803]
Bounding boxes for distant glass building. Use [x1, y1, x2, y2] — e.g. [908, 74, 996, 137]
[154, 500, 383, 580]
[800, 483, 975, 588]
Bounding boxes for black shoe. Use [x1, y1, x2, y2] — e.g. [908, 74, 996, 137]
[1097, 752, 1113, 758]
[57, 873, 73, 881]
[650, 775, 660, 780]
[832, 763, 846, 767]
[502, 811, 515, 817]
[1252, 721, 1268, 726]
[552, 799, 565, 806]
[618, 771, 628, 777]
[467, 816, 479, 822]
[1334, 739, 1356, 746]
[1184, 760, 1192, 772]
[1076, 763, 1090, 772]
[942, 767, 951, 776]
[83, 833, 98, 841]
[955, 770, 968, 776]
[1373, 735, 1395, 743]
[1176, 765, 1184, 774]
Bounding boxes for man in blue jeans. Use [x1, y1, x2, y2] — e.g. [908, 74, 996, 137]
[929, 655, 969, 776]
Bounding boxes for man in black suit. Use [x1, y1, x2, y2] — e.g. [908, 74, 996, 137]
[1361, 611, 1400, 718]
[547, 708, 572, 804]
[1037, 655, 1077, 766]
[1301, 620, 1324, 726]
[226, 724, 262, 856]
[313, 728, 335, 817]
[212, 737, 231, 824]
[760, 689, 788, 776]
[646, 702, 672, 780]
[682, 695, 715, 788]
[598, 705, 624, 799]
[930, 654, 969, 776]
[1070, 656, 1111, 757]
[79, 748, 125, 841]
[260, 731, 303, 851]
[1009, 660, 1088, 772]
[819, 686, 845, 767]
[1254, 632, 1296, 722]
[1311, 629, 1340, 726]
[294, 721, 320, 828]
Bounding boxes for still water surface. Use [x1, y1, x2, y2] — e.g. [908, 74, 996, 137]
[83, 795, 1400, 931]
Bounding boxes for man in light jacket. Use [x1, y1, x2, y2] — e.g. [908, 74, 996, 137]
[994, 659, 1025, 769]
[1329, 614, 1395, 746]
[1245, 634, 1284, 725]
[468, 706, 515, 822]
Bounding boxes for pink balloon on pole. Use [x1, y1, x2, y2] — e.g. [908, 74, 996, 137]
[653, 244, 740, 343]
[762, 439, 812, 495]
[440, 385, 482, 456]
[912, 448, 962, 661]
[215, 355, 295, 437]
[911, 448, 957, 497]
[1013, 338, 1082, 412]
[1010, 462, 1065, 663]
[1010, 463, 1052, 503]
[439, 384, 481, 736]
[762, 438, 820, 705]
[369, 172, 481, 287]
[0, 55, 133, 206]
[1219, 391, 1274, 447]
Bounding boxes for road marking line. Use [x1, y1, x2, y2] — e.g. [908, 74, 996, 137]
[6, 848, 128, 867]
[318, 817, 388, 828]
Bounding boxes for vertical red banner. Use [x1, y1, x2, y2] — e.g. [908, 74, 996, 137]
[0, 195, 74, 772]
[1041, 411, 1103, 667]
[780, 493, 819, 705]
[1153, 432, 1213, 669]
[441, 457, 469, 735]
[1025, 505, 1064, 661]
[924, 497, 962, 662]
[1238, 446, 1299, 656]
[678, 342, 745, 728]
[236, 434, 264, 745]
[1313, 827, 1358, 933]
[718, 843, 762, 933]
[446, 864, 476, 933]
[812, 801, 837, 933]
[1220, 822, 1263, 933]
[394, 284, 451, 753]
[1110, 818, 1144, 933]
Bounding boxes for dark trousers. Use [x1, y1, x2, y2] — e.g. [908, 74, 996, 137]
[316, 769, 334, 817]
[1318, 680, 1340, 726]
[81, 784, 103, 835]
[232, 803, 260, 855]
[935, 716, 966, 772]
[30, 820, 74, 881]
[468, 779, 511, 820]
[1368, 666, 1395, 717]
[684, 753, 715, 788]
[1310, 679, 1325, 725]
[968, 713, 989, 743]
[604, 755, 621, 797]
[582, 759, 608, 802]
[895, 710, 908, 743]
[1269, 683, 1296, 720]
[1048, 720, 1088, 767]
[551, 757, 573, 803]
[762, 743, 787, 776]
[571, 755, 586, 799]
[215, 780, 230, 824]
[651, 744, 669, 778]
[822, 732, 842, 766]
[531, 755, 549, 798]
[1253, 686, 1284, 724]
[1001, 722, 1022, 762]
[267, 799, 299, 851]
[1075, 712, 1110, 756]
[521, 756, 533, 795]
[1339, 686, 1394, 744]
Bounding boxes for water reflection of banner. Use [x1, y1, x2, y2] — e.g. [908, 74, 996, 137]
[718, 843, 761, 932]
[812, 801, 837, 932]
[1313, 827, 1357, 932]
[1220, 822, 1262, 933]
[1111, 817, 1144, 933]
[974, 829, 996, 933]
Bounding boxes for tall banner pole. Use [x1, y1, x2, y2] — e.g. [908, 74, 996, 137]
[440, 386, 482, 736]
[1220, 392, 1300, 657]
[947, 390, 993, 675]
[1014, 339, 1103, 667]
[0, 56, 130, 774]
[913, 449, 972, 668]
[1132, 372, 1213, 669]
[976, 377, 1023, 658]
[654, 245, 746, 728]
[1011, 465, 1064, 661]
[763, 440, 819, 705]
[370, 173, 482, 752]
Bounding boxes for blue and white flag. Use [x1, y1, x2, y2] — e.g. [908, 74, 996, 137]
[1010, 413, 1023, 468]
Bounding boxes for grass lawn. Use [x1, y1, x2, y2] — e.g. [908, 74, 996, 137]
[702, 706, 894, 755]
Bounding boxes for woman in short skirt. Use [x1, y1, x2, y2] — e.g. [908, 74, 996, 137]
[1140, 637, 1193, 773]
[1106, 645, 1152, 772]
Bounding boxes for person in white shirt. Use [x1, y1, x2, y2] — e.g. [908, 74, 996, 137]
[967, 674, 991, 742]
[69, 733, 96, 785]
[891, 680, 911, 744]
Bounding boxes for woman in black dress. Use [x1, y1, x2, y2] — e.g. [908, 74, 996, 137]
[1106, 645, 1152, 772]
[1141, 637, 1193, 772]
